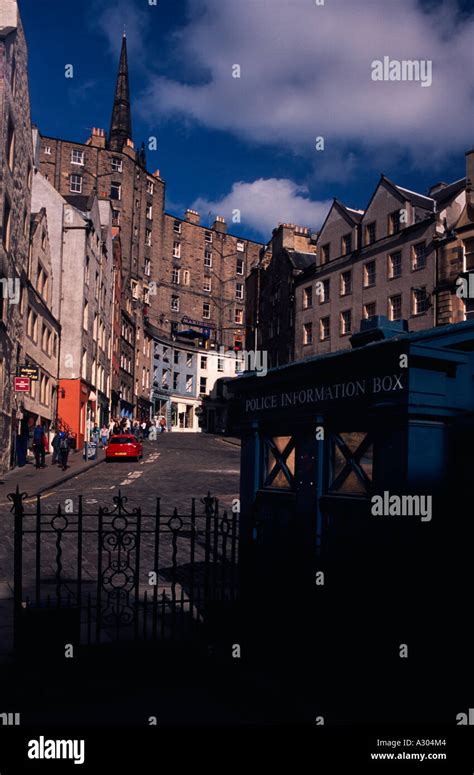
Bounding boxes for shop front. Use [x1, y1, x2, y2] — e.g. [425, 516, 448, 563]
[228, 318, 474, 718]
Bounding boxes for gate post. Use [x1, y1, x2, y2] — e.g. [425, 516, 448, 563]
[10, 486, 26, 651]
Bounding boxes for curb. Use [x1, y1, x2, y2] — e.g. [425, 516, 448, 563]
[32, 456, 107, 498]
[0, 456, 106, 503]
[219, 437, 241, 448]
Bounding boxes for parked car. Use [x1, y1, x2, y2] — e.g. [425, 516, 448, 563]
[105, 434, 143, 462]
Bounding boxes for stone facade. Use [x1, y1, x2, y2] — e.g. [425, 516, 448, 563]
[21, 207, 60, 443]
[0, 1, 34, 472]
[293, 171, 470, 360]
[247, 224, 317, 367]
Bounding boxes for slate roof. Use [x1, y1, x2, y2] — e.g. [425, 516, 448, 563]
[431, 178, 466, 208]
[287, 250, 317, 270]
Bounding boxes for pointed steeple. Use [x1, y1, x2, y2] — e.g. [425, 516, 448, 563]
[108, 33, 132, 152]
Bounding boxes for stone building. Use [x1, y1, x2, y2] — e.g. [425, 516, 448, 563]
[432, 150, 474, 326]
[0, 0, 34, 472]
[148, 210, 262, 354]
[20, 207, 60, 453]
[294, 162, 471, 360]
[37, 33, 262, 423]
[246, 224, 317, 367]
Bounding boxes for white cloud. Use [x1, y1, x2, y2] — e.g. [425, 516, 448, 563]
[192, 178, 332, 238]
[140, 0, 474, 167]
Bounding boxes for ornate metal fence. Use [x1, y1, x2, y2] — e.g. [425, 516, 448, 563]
[10, 487, 238, 650]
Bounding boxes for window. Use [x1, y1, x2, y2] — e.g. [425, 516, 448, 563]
[170, 295, 179, 312]
[112, 208, 120, 225]
[412, 287, 429, 315]
[217, 358, 224, 373]
[366, 222, 376, 244]
[44, 146, 51, 155]
[147, 180, 154, 195]
[235, 308, 243, 325]
[111, 157, 123, 172]
[235, 283, 244, 300]
[340, 270, 352, 296]
[27, 308, 38, 342]
[70, 174, 82, 193]
[199, 377, 207, 394]
[389, 210, 401, 234]
[319, 278, 330, 303]
[3, 198, 11, 251]
[71, 149, 84, 165]
[186, 353, 193, 367]
[110, 182, 121, 200]
[342, 233, 352, 255]
[321, 244, 330, 264]
[364, 302, 376, 319]
[203, 277, 211, 292]
[185, 374, 193, 393]
[173, 372, 179, 390]
[203, 302, 210, 319]
[82, 349, 87, 379]
[7, 118, 15, 171]
[389, 251, 402, 278]
[340, 309, 352, 335]
[204, 250, 212, 267]
[173, 241, 181, 258]
[173, 219, 181, 234]
[143, 286, 150, 305]
[303, 286, 313, 308]
[83, 301, 89, 331]
[200, 356, 207, 369]
[320, 316, 330, 341]
[364, 260, 376, 287]
[172, 268, 180, 285]
[144, 258, 151, 276]
[182, 270, 190, 285]
[146, 204, 153, 220]
[131, 280, 139, 299]
[145, 229, 152, 247]
[303, 322, 313, 345]
[389, 294, 402, 321]
[236, 258, 244, 275]
[412, 242, 426, 270]
[329, 431, 373, 496]
[236, 240, 245, 252]
[205, 230, 212, 243]
[264, 436, 296, 490]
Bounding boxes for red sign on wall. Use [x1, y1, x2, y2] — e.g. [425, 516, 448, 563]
[14, 377, 31, 392]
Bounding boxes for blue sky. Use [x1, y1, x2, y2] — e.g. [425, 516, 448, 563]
[21, 0, 474, 243]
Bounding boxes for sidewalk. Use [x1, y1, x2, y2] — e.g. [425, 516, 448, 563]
[0, 449, 106, 507]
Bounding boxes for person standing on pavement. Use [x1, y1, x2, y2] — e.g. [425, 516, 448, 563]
[100, 425, 109, 448]
[58, 431, 70, 471]
[159, 416, 167, 434]
[51, 430, 61, 465]
[33, 424, 46, 469]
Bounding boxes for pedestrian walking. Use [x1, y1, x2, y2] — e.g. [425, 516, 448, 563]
[33, 424, 46, 469]
[100, 425, 109, 448]
[51, 430, 61, 464]
[159, 416, 167, 434]
[58, 431, 70, 471]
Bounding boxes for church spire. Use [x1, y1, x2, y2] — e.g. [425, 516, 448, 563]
[108, 33, 132, 152]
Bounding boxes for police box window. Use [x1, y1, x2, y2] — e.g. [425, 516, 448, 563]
[263, 436, 296, 490]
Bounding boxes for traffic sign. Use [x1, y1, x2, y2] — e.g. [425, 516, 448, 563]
[14, 377, 30, 392]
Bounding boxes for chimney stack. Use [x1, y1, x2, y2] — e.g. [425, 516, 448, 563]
[185, 208, 200, 225]
[212, 215, 227, 234]
[87, 127, 106, 148]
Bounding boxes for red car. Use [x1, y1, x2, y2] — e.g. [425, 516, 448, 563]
[105, 434, 143, 462]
